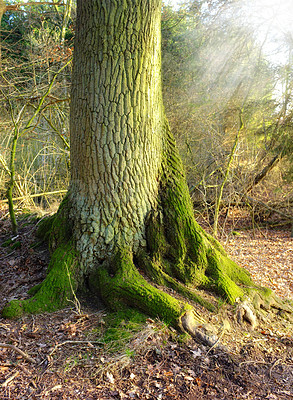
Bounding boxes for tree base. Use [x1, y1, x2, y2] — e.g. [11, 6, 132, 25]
[2, 127, 292, 335]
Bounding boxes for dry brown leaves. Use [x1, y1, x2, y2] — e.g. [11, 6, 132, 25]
[225, 229, 293, 301]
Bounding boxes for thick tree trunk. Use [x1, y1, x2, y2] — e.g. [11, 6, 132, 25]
[2, 0, 290, 329]
[68, 0, 163, 268]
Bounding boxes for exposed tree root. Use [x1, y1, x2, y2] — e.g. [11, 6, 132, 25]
[2, 241, 78, 319]
[181, 310, 218, 346]
[136, 249, 215, 311]
[88, 248, 194, 330]
[236, 299, 258, 330]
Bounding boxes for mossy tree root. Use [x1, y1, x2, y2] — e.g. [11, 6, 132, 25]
[136, 249, 215, 312]
[143, 122, 257, 306]
[2, 242, 79, 318]
[88, 247, 198, 330]
[2, 199, 79, 319]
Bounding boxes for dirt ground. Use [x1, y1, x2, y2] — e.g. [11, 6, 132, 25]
[0, 210, 293, 399]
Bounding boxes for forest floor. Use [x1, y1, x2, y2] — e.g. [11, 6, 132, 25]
[0, 208, 293, 400]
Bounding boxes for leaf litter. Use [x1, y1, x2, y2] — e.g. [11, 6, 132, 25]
[0, 208, 293, 399]
[226, 229, 293, 300]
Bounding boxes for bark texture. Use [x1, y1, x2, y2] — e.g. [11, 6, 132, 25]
[69, 0, 163, 269]
[2, 0, 291, 328]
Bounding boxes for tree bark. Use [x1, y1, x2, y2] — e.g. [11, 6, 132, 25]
[2, 0, 289, 329]
[245, 151, 282, 194]
[69, 0, 163, 269]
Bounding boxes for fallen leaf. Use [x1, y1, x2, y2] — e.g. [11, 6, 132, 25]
[106, 371, 115, 384]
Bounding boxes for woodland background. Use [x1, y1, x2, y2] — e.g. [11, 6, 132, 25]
[0, 0, 292, 235]
[0, 2, 293, 398]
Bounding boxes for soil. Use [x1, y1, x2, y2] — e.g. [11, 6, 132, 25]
[0, 210, 293, 399]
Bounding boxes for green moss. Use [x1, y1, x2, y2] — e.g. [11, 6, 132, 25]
[27, 282, 43, 296]
[1, 300, 24, 319]
[105, 308, 147, 327]
[36, 214, 56, 242]
[146, 209, 168, 257]
[203, 250, 255, 303]
[87, 309, 148, 353]
[148, 121, 264, 308]
[2, 238, 21, 251]
[137, 249, 215, 311]
[102, 309, 147, 351]
[89, 248, 193, 329]
[30, 240, 44, 249]
[11, 241, 21, 250]
[49, 197, 72, 250]
[36, 196, 72, 250]
[2, 241, 79, 318]
[159, 124, 210, 284]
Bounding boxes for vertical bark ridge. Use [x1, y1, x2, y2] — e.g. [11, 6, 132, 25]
[69, 0, 163, 268]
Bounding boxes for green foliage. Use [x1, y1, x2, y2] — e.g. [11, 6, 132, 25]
[1, 238, 13, 248]
[1, 237, 21, 251]
[104, 308, 147, 328]
[10, 241, 21, 250]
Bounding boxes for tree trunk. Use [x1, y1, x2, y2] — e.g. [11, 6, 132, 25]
[69, 0, 163, 268]
[245, 151, 282, 194]
[2, 0, 288, 330]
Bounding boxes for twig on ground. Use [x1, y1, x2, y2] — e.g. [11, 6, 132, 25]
[269, 358, 282, 378]
[206, 328, 226, 355]
[0, 343, 36, 364]
[2, 370, 19, 387]
[48, 340, 103, 357]
[239, 360, 267, 366]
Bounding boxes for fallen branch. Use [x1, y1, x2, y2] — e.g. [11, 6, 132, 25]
[0, 343, 36, 364]
[0, 189, 67, 204]
[246, 195, 292, 220]
[245, 152, 282, 193]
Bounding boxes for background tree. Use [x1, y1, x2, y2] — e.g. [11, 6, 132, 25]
[0, 0, 74, 219]
[162, 0, 293, 234]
